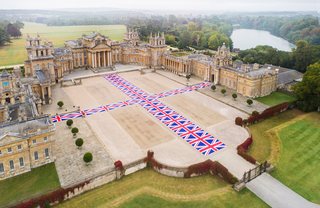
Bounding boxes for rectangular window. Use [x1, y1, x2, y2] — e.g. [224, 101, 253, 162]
[44, 137, 47, 142]
[76, 60, 78, 67]
[34, 151, 38, 161]
[84, 52, 87, 57]
[19, 157, 24, 167]
[114, 55, 115, 61]
[134, 58, 136, 62]
[117, 55, 119, 61]
[45, 148, 49, 158]
[32, 140, 36, 144]
[9, 160, 14, 171]
[17, 145, 22, 150]
[84, 58, 87, 65]
[80, 59, 82, 66]
[79, 52, 82, 58]
[0, 163, 3, 173]
[37, 64, 40, 70]
[8, 148, 12, 153]
[0, 150, 2, 155]
[75, 53, 77, 58]
[47, 63, 50, 69]
[138, 58, 139, 62]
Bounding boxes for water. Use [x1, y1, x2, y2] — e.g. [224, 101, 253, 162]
[231, 29, 296, 52]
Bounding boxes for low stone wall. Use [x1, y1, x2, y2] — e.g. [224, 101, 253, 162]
[124, 158, 146, 176]
[152, 163, 188, 178]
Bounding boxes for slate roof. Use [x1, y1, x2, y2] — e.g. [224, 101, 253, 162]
[1, 70, 9, 78]
[277, 70, 303, 84]
[244, 68, 274, 77]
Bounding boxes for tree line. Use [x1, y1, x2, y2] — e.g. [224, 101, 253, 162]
[231, 15, 320, 45]
[0, 20, 23, 46]
[126, 15, 234, 50]
[235, 40, 320, 73]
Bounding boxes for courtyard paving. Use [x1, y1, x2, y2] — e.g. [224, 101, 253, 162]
[54, 117, 114, 188]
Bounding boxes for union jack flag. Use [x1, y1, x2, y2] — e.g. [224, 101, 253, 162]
[83, 106, 107, 116]
[52, 111, 85, 122]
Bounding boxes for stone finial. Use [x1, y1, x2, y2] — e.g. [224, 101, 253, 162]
[37, 32, 40, 38]
[93, 29, 95, 34]
[27, 33, 30, 38]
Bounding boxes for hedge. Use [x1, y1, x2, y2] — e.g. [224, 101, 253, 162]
[236, 137, 256, 164]
[143, 150, 164, 170]
[12, 181, 90, 208]
[184, 160, 238, 184]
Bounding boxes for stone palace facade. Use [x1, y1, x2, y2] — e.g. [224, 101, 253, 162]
[23, 29, 302, 99]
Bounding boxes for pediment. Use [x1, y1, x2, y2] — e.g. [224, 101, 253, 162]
[0, 134, 25, 145]
[93, 43, 110, 50]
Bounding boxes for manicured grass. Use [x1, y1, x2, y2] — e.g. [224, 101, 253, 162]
[0, 162, 60, 206]
[271, 114, 320, 204]
[170, 53, 190, 57]
[253, 91, 297, 106]
[247, 108, 304, 163]
[56, 168, 268, 208]
[0, 22, 126, 67]
[248, 109, 320, 204]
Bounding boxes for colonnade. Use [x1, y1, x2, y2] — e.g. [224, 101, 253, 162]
[164, 58, 190, 74]
[91, 51, 113, 68]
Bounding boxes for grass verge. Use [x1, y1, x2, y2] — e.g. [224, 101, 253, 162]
[253, 91, 297, 106]
[0, 162, 60, 206]
[56, 168, 268, 208]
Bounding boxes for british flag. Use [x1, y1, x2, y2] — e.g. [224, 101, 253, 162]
[83, 106, 107, 116]
[105, 101, 129, 111]
[52, 111, 85, 122]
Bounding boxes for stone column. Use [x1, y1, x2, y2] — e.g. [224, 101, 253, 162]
[110, 52, 112, 66]
[48, 87, 52, 104]
[103, 51, 106, 67]
[107, 52, 110, 66]
[98, 52, 101, 67]
[92, 53, 94, 68]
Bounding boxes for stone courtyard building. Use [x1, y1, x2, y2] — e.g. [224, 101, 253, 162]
[23, 29, 302, 99]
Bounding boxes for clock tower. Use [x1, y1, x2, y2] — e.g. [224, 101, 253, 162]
[0, 70, 25, 105]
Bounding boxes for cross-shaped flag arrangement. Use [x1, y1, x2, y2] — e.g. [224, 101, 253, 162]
[51, 74, 225, 155]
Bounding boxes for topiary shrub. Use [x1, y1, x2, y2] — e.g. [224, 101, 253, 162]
[211, 85, 216, 92]
[186, 74, 190, 81]
[66, 119, 73, 129]
[247, 99, 253, 106]
[57, 101, 64, 108]
[71, 127, 79, 138]
[75, 138, 83, 149]
[83, 152, 93, 165]
[232, 93, 237, 100]
[252, 111, 259, 117]
[235, 117, 242, 126]
[221, 89, 226, 96]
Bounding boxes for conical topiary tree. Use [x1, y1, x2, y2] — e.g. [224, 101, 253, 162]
[232, 93, 237, 100]
[75, 138, 84, 149]
[66, 119, 73, 129]
[83, 152, 93, 165]
[221, 89, 226, 96]
[71, 127, 79, 138]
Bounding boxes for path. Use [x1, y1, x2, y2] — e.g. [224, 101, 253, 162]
[247, 173, 320, 208]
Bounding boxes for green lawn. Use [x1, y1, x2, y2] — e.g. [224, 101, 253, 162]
[170, 53, 190, 57]
[0, 162, 60, 206]
[248, 109, 320, 204]
[0, 22, 126, 67]
[271, 115, 320, 204]
[56, 168, 268, 208]
[254, 91, 297, 106]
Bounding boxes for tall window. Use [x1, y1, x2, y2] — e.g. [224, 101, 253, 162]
[84, 52, 87, 57]
[45, 148, 49, 158]
[76, 60, 78, 67]
[44, 137, 47, 142]
[37, 64, 40, 70]
[47, 63, 50, 69]
[84, 58, 87, 65]
[80, 59, 82, 66]
[0, 163, 3, 173]
[7, 148, 12, 153]
[9, 160, 14, 171]
[0, 150, 2, 155]
[79, 52, 82, 58]
[75, 53, 77, 58]
[34, 151, 38, 161]
[19, 157, 24, 167]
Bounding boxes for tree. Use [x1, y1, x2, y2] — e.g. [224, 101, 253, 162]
[200, 37, 207, 48]
[247, 99, 253, 106]
[66, 119, 73, 129]
[232, 93, 237, 100]
[187, 22, 197, 32]
[83, 152, 93, 165]
[0, 26, 11, 46]
[186, 74, 190, 81]
[71, 127, 79, 138]
[168, 35, 175, 44]
[221, 89, 226, 96]
[211, 85, 216, 91]
[181, 31, 192, 48]
[57, 101, 64, 108]
[6, 24, 21, 38]
[208, 35, 219, 50]
[292, 62, 320, 112]
[75, 138, 84, 149]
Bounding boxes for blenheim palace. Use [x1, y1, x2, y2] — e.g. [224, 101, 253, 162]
[0, 29, 302, 180]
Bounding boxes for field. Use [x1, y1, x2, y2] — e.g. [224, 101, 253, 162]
[0, 163, 60, 206]
[253, 91, 297, 106]
[56, 168, 268, 208]
[248, 109, 320, 204]
[0, 22, 126, 66]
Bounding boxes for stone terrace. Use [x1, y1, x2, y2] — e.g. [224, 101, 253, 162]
[54, 117, 114, 188]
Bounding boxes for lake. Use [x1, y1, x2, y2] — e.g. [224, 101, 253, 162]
[231, 29, 296, 52]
